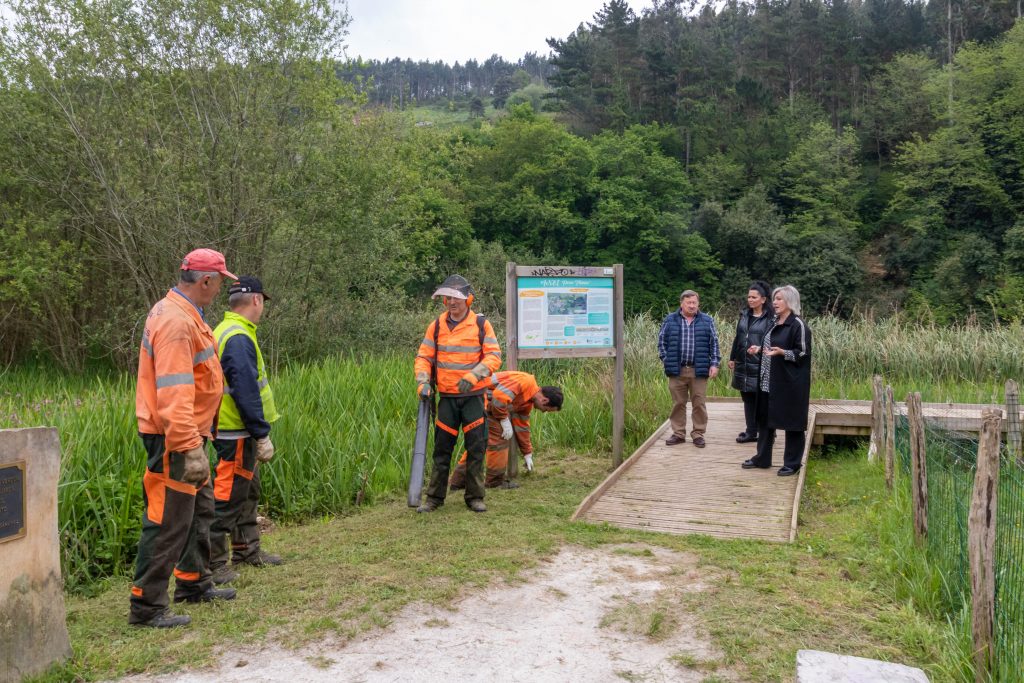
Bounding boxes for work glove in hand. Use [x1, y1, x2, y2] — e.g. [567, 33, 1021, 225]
[500, 418, 514, 441]
[182, 446, 209, 486]
[417, 382, 432, 399]
[456, 364, 490, 394]
[255, 436, 275, 463]
[456, 372, 478, 394]
[523, 453, 534, 472]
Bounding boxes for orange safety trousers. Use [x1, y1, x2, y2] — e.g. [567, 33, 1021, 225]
[129, 434, 214, 623]
[211, 437, 263, 566]
[449, 412, 529, 488]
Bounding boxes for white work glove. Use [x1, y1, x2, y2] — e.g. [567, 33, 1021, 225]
[255, 436, 275, 463]
[500, 418, 513, 440]
[523, 453, 534, 472]
[182, 445, 210, 486]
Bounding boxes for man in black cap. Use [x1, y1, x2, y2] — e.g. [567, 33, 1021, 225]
[210, 276, 282, 582]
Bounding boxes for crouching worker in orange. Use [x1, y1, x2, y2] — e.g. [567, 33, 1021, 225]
[129, 249, 238, 628]
[210, 276, 282, 586]
[414, 275, 502, 513]
[449, 372, 563, 490]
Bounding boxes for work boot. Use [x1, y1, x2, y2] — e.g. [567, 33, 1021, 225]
[174, 586, 237, 604]
[467, 499, 487, 513]
[417, 499, 441, 513]
[236, 549, 283, 567]
[212, 564, 239, 585]
[500, 480, 520, 489]
[134, 609, 191, 628]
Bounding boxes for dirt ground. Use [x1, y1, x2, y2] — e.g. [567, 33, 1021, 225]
[121, 544, 734, 683]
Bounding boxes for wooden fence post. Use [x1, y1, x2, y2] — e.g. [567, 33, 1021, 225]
[885, 384, 896, 490]
[868, 374, 883, 462]
[907, 392, 928, 543]
[969, 408, 1002, 683]
[1005, 379, 1021, 465]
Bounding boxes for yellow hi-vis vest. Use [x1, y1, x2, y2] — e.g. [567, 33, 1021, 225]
[214, 311, 280, 438]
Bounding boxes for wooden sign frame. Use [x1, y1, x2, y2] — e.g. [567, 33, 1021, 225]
[505, 263, 625, 472]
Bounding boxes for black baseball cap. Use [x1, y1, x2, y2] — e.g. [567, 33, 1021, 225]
[228, 275, 270, 300]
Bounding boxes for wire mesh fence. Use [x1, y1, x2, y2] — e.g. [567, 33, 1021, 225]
[893, 403, 1024, 681]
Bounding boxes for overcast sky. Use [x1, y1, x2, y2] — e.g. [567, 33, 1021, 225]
[341, 0, 654, 64]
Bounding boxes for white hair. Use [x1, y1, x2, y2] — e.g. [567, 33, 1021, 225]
[179, 269, 219, 284]
[773, 285, 801, 316]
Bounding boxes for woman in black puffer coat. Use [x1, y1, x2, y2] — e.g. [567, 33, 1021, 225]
[727, 281, 772, 443]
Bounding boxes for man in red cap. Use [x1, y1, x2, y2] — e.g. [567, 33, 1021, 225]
[129, 248, 238, 627]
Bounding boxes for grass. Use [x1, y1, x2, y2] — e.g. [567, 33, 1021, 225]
[2, 313, 1023, 591]
[25, 444, 976, 682]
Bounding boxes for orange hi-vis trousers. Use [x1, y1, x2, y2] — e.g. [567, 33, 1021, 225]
[450, 411, 528, 488]
[129, 434, 214, 623]
[211, 437, 263, 566]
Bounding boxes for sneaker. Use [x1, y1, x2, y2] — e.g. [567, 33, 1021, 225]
[467, 499, 487, 513]
[133, 609, 192, 628]
[212, 565, 239, 585]
[174, 586, 236, 604]
[417, 499, 441, 513]
[236, 550, 283, 567]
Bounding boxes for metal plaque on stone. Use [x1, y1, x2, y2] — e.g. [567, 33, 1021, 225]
[0, 460, 26, 543]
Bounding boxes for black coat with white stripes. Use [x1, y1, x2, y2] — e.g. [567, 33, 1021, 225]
[762, 314, 812, 432]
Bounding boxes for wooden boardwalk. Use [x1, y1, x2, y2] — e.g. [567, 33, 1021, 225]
[572, 397, 1002, 543]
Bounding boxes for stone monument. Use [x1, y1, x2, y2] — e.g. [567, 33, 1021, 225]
[1, 427, 72, 683]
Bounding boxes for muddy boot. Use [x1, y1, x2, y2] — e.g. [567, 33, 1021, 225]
[236, 549, 282, 567]
[212, 564, 238, 585]
[417, 499, 442, 513]
[500, 480, 520, 489]
[466, 499, 487, 513]
[133, 609, 191, 628]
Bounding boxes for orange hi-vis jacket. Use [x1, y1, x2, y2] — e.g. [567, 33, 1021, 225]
[480, 371, 540, 455]
[415, 310, 501, 396]
[136, 289, 224, 453]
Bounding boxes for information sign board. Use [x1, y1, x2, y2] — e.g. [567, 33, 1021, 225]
[517, 276, 614, 349]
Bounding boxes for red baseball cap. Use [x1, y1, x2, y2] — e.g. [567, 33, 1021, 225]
[180, 248, 237, 280]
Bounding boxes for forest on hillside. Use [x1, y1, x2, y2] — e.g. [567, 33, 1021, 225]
[1, 0, 1023, 369]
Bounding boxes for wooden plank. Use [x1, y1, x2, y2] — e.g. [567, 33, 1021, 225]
[789, 411, 816, 542]
[584, 510, 790, 534]
[908, 392, 928, 544]
[518, 347, 615, 359]
[968, 409, 1001, 683]
[570, 420, 670, 521]
[514, 264, 615, 278]
[505, 262, 519, 481]
[885, 385, 896, 491]
[612, 263, 625, 467]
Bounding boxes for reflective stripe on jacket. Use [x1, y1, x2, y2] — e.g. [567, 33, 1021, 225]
[214, 311, 280, 439]
[480, 370, 539, 454]
[414, 311, 501, 396]
[136, 289, 223, 452]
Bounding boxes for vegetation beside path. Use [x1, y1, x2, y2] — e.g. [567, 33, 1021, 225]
[31, 445, 963, 683]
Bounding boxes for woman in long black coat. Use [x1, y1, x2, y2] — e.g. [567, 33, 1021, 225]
[741, 285, 812, 477]
[727, 281, 772, 443]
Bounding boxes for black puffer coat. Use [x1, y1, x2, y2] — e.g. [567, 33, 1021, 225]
[729, 309, 772, 393]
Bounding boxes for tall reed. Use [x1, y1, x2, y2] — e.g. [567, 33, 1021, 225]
[2, 313, 1022, 590]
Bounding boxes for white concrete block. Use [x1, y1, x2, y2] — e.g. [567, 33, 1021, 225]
[796, 650, 929, 683]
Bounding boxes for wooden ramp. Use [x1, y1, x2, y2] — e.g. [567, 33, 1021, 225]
[573, 397, 1003, 543]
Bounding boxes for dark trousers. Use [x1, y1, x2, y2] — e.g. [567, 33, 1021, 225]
[740, 391, 758, 436]
[211, 437, 262, 566]
[751, 391, 805, 470]
[426, 395, 487, 504]
[129, 434, 214, 623]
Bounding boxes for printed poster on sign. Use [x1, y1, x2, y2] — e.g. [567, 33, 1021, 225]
[517, 277, 614, 349]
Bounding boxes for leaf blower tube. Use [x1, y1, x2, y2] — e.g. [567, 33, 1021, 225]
[408, 397, 431, 507]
